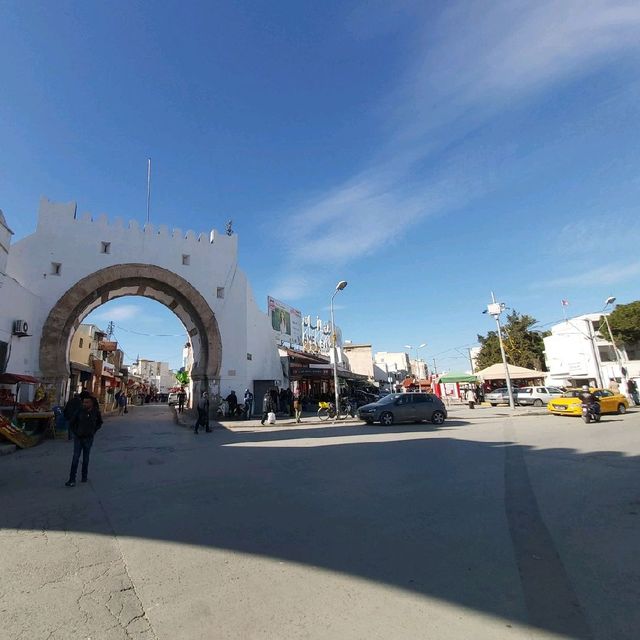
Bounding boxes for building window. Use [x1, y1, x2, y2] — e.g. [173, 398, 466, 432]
[182, 254, 190, 266]
[101, 241, 111, 254]
[217, 287, 225, 299]
[247, 353, 252, 361]
[51, 262, 62, 275]
[598, 346, 616, 362]
[79, 338, 84, 348]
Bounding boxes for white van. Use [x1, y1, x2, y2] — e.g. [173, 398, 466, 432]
[516, 386, 563, 406]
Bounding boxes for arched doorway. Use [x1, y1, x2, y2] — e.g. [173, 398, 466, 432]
[39, 264, 222, 402]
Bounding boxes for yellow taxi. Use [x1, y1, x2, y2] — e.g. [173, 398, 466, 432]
[547, 388, 629, 416]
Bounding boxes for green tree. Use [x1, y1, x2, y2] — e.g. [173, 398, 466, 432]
[175, 367, 190, 386]
[476, 311, 548, 371]
[598, 301, 640, 346]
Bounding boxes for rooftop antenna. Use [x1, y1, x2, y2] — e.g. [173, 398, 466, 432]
[146, 158, 151, 224]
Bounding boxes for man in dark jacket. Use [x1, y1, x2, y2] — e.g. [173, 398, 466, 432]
[65, 392, 103, 487]
[261, 390, 274, 425]
[225, 390, 239, 418]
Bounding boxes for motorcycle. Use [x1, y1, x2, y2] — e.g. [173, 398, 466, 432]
[581, 402, 601, 424]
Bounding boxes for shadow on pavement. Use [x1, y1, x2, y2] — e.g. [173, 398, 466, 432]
[1, 404, 639, 639]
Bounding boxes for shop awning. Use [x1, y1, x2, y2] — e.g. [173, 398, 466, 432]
[438, 372, 478, 383]
[70, 361, 93, 374]
[0, 373, 40, 384]
[475, 363, 545, 381]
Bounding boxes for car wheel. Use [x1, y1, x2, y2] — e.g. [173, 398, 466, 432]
[364, 419, 373, 425]
[618, 403, 627, 415]
[380, 411, 394, 426]
[431, 410, 445, 425]
[490, 403, 497, 407]
[533, 399, 544, 407]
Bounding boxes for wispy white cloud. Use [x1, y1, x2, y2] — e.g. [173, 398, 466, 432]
[537, 260, 640, 289]
[91, 303, 140, 322]
[271, 1, 640, 298]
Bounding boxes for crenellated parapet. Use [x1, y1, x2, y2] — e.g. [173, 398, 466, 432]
[35, 196, 235, 252]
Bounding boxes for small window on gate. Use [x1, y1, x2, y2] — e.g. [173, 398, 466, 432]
[182, 254, 190, 266]
[51, 262, 62, 275]
[217, 287, 225, 299]
[101, 241, 111, 254]
[79, 338, 84, 348]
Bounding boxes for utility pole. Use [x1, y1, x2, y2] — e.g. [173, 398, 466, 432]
[485, 292, 515, 410]
[432, 358, 438, 375]
[467, 348, 475, 374]
[107, 321, 115, 338]
[587, 319, 604, 388]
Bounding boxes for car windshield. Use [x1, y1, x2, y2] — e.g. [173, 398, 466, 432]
[561, 390, 581, 398]
[378, 394, 401, 404]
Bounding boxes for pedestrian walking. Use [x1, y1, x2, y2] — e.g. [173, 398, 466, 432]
[65, 392, 103, 487]
[243, 388, 254, 420]
[261, 390, 275, 425]
[194, 391, 211, 433]
[627, 379, 639, 406]
[225, 390, 239, 418]
[177, 388, 186, 413]
[293, 390, 302, 423]
[609, 378, 620, 394]
[117, 392, 127, 416]
[465, 387, 476, 409]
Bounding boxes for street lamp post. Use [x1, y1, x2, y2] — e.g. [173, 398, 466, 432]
[602, 296, 626, 383]
[404, 343, 426, 391]
[330, 280, 348, 416]
[485, 292, 515, 410]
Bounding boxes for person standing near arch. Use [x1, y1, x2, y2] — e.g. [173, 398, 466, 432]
[195, 391, 210, 433]
[65, 392, 102, 487]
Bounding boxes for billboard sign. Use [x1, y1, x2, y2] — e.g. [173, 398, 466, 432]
[98, 341, 118, 352]
[268, 297, 303, 346]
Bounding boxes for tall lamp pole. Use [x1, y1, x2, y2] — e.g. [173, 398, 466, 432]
[602, 296, 625, 383]
[330, 280, 348, 415]
[485, 292, 515, 409]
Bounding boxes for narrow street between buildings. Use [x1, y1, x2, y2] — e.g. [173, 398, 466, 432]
[1, 404, 639, 639]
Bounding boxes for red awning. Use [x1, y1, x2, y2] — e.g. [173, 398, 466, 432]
[0, 373, 40, 385]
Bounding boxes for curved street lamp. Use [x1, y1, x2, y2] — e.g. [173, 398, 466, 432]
[331, 281, 348, 415]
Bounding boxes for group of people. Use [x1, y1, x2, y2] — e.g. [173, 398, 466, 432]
[260, 387, 302, 424]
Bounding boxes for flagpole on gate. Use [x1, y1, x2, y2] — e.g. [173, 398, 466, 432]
[561, 299, 568, 322]
[146, 158, 151, 224]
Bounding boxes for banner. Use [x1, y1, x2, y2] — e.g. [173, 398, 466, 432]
[98, 341, 118, 352]
[267, 297, 302, 346]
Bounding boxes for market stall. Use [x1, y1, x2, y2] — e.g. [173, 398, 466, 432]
[0, 373, 56, 448]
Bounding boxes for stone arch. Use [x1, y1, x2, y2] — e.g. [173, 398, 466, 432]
[39, 264, 222, 400]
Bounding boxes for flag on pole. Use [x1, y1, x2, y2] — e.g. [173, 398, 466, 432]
[561, 299, 569, 306]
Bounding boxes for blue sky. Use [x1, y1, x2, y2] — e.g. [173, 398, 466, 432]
[2, 1, 640, 371]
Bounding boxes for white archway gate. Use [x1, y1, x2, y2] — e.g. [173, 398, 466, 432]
[4, 198, 283, 404]
[40, 263, 222, 401]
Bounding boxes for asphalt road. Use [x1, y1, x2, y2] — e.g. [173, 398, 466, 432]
[1, 404, 639, 639]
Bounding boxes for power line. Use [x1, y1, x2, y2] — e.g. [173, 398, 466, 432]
[114, 323, 188, 338]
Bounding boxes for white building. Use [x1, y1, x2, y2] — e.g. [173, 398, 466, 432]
[0, 211, 40, 389]
[130, 358, 175, 394]
[0, 198, 283, 403]
[543, 313, 640, 392]
[374, 351, 411, 390]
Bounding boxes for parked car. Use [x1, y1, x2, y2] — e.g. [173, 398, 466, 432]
[357, 392, 447, 426]
[516, 386, 564, 407]
[167, 392, 179, 406]
[547, 388, 629, 416]
[485, 387, 518, 406]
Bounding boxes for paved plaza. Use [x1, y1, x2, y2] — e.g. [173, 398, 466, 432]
[1, 404, 639, 639]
